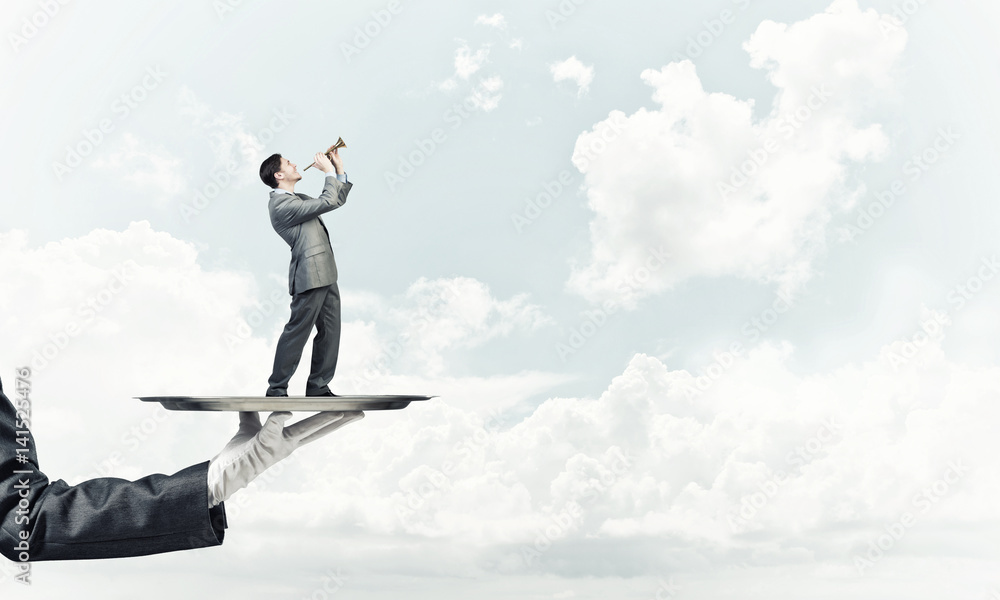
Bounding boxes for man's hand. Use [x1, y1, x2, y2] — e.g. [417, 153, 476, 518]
[328, 148, 345, 175]
[206, 410, 364, 507]
[313, 151, 335, 174]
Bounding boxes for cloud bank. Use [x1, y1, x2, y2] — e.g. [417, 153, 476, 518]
[567, 0, 908, 307]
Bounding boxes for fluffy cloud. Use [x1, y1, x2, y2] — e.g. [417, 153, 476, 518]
[0, 222, 560, 484]
[550, 56, 594, 96]
[567, 0, 907, 307]
[177, 86, 289, 185]
[453, 42, 490, 80]
[475, 13, 507, 30]
[474, 12, 522, 50]
[358, 276, 550, 377]
[2, 229, 994, 589]
[437, 41, 504, 112]
[186, 302, 1000, 592]
[92, 133, 185, 201]
[261, 314, 998, 582]
[467, 75, 504, 112]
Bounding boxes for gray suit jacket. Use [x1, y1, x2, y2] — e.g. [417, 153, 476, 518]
[268, 175, 352, 295]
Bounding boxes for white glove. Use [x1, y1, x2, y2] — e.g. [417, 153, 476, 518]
[207, 410, 364, 508]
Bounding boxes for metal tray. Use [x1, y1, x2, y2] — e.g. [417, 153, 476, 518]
[137, 395, 434, 412]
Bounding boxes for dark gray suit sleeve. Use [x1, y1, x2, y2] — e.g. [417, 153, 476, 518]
[271, 176, 352, 230]
[0, 376, 227, 561]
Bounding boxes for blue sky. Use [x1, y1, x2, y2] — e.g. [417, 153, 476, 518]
[4, 0, 1000, 598]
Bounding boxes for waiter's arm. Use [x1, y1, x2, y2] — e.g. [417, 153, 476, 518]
[0, 376, 225, 562]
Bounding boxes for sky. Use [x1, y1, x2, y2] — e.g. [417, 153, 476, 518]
[3, 0, 1000, 598]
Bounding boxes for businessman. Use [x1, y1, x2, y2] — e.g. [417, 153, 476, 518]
[260, 149, 352, 397]
[0, 372, 362, 561]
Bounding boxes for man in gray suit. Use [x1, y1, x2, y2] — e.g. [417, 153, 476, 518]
[260, 150, 352, 397]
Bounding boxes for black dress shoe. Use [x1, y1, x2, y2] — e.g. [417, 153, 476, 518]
[265, 392, 288, 397]
[305, 390, 338, 397]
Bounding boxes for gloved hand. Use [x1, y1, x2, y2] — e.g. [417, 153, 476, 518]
[207, 410, 364, 508]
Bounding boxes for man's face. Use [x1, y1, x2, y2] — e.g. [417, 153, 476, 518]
[275, 156, 301, 185]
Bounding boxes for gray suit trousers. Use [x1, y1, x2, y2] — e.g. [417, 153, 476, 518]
[266, 282, 341, 395]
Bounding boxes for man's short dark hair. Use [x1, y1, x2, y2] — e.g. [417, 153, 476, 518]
[260, 153, 283, 188]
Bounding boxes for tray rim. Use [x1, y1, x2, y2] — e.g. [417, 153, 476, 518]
[136, 394, 435, 401]
[135, 395, 435, 412]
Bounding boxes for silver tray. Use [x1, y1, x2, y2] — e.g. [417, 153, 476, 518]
[136, 395, 434, 412]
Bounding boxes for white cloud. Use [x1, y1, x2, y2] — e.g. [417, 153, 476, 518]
[341, 275, 551, 387]
[566, 0, 907, 307]
[177, 86, 281, 185]
[454, 42, 491, 80]
[92, 133, 185, 202]
[233, 307, 1000, 580]
[0, 222, 560, 481]
[437, 78, 459, 93]
[467, 75, 504, 112]
[437, 42, 503, 111]
[2, 222, 996, 588]
[475, 13, 507, 29]
[550, 56, 594, 96]
[387, 277, 548, 364]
